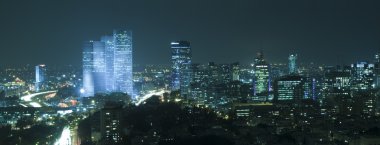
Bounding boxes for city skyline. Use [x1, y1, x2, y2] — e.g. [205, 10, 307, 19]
[2, 1, 380, 145]
[0, 0, 379, 66]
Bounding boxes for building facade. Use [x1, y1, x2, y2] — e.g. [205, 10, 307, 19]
[253, 51, 271, 96]
[113, 30, 133, 97]
[171, 41, 192, 98]
[289, 54, 297, 74]
[35, 64, 46, 92]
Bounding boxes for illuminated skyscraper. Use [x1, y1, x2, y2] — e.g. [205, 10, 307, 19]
[374, 52, 380, 88]
[101, 36, 115, 92]
[171, 41, 192, 97]
[113, 30, 133, 97]
[82, 41, 108, 96]
[93, 41, 107, 93]
[253, 51, 270, 96]
[35, 64, 46, 92]
[231, 62, 240, 81]
[83, 41, 95, 97]
[289, 54, 297, 74]
[83, 29, 133, 97]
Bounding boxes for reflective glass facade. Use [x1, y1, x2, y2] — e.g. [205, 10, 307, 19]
[113, 30, 133, 97]
[171, 41, 192, 97]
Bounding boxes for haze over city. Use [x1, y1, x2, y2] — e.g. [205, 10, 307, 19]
[1, 1, 380, 145]
[0, 0, 379, 66]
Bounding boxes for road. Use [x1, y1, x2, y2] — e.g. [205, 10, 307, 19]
[19, 90, 57, 107]
[135, 89, 168, 106]
[54, 126, 71, 145]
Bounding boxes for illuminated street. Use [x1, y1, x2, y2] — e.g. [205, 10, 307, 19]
[19, 90, 57, 107]
[54, 126, 71, 145]
[135, 89, 168, 106]
[20, 90, 57, 101]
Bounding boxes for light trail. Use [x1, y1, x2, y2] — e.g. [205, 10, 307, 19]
[135, 89, 168, 106]
[54, 126, 71, 145]
[20, 90, 57, 102]
[29, 102, 42, 107]
[19, 103, 28, 107]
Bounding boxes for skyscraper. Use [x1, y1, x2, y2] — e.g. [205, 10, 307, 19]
[101, 36, 115, 92]
[35, 64, 46, 92]
[93, 41, 107, 93]
[231, 62, 240, 81]
[113, 30, 133, 97]
[82, 29, 133, 98]
[253, 51, 270, 96]
[171, 41, 192, 98]
[374, 52, 380, 88]
[274, 75, 305, 101]
[82, 41, 95, 97]
[289, 54, 297, 74]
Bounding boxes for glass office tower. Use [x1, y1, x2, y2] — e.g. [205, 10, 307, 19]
[83, 41, 95, 97]
[113, 30, 133, 97]
[35, 64, 46, 92]
[171, 41, 192, 98]
[289, 54, 297, 74]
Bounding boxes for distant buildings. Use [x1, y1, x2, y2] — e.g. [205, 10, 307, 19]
[350, 61, 374, 91]
[274, 75, 305, 101]
[82, 29, 133, 98]
[288, 54, 297, 74]
[35, 64, 46, 92]
[171, 41, 192, 98]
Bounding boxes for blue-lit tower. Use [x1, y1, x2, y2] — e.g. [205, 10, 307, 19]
[113, 29, 133, 97]
[171, 41, 192, 98]
[83, 41, 95, 97]
[35, 64, 46, 92]
[289, 54, 297, 74]
[93, 41, 107, 93]
[101, 36, 115, 92]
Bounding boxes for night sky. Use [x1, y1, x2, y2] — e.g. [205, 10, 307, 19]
[0, 0, 379, 66]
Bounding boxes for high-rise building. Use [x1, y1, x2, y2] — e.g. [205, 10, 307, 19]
[351, 61, 375, 91]
[289, 54, 297, 74]
[82, 29, 133, 98]
[323, 69, 351, 94]
[101, 36, 115, 92]
[35, 64, 46, 92]
[232, 62, 240, 81]
[83, 41, 95, 97]
[171, 41, 192, 98]
[100, 103, 123, 144]
[274, 75, 305, 101]
[82, 41, 107, 96]
[374, 52, 380, 88]
[113, 30, 133, 97]
[252, 51, 270, 96]
[93, 41, 107, 93]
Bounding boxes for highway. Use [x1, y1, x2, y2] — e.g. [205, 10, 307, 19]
[54, 126, 71, 145]
[135, 89, 168, 106]
[19, 90, 57, 107]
